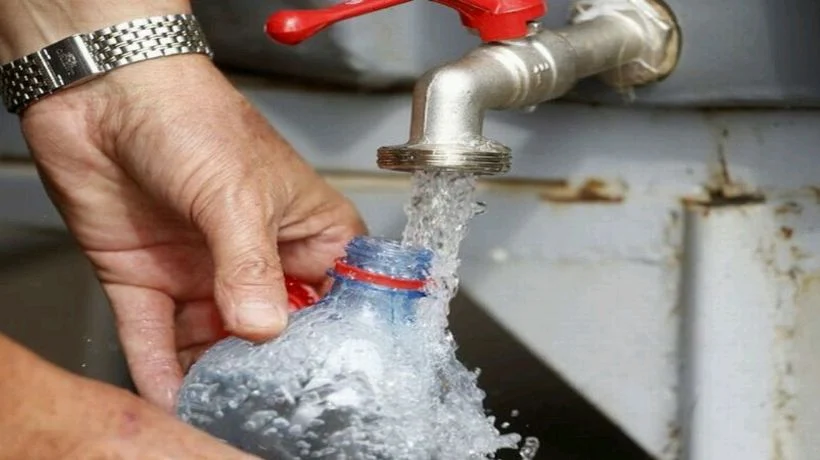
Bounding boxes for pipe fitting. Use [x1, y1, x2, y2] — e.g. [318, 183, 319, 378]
[571, 0, 681, 88]
[378, 0, 681, 175]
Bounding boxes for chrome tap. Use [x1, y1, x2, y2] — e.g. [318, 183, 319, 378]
[266, 0, 680, 176]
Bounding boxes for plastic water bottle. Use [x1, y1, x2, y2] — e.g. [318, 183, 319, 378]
[176, 236, 433, 459]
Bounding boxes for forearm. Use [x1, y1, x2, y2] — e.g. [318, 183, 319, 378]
[0, 333, 66, 457]
[0, 333, 44, 410]
[0, 334, 131, 458]
[0, 0, 191, 62]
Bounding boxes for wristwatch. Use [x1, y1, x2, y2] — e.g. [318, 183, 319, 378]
[0, 13, 213, 115]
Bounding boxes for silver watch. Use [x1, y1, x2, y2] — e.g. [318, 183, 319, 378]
[0, 13, 213, 114]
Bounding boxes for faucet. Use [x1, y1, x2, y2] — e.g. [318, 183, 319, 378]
[265, 0, 681, 176]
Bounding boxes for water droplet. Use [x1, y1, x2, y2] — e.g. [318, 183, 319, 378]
[288, 424, 304, 437]
[272, 417, 289, 429]
[519, 437, 540, 459]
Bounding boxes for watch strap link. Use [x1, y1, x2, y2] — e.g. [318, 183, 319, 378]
[0, 14, 213, 114]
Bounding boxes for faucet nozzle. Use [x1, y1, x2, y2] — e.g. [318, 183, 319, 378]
[377, 141, 512, 175]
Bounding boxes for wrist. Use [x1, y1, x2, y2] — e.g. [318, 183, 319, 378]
[0, 0, 192, 62]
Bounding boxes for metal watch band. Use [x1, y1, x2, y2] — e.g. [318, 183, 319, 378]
[0, 13, 213, 114]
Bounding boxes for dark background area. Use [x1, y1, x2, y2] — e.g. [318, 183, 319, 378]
[449, 293, 652, 460]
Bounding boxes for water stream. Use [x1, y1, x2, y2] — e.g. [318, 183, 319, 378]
[402, 171, 540, 459]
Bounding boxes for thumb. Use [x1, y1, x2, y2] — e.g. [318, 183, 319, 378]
[196, 187, 289, 341]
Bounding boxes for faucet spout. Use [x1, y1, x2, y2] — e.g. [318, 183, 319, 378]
[377, 0, 680, 176]
[377, 52, 521, 174]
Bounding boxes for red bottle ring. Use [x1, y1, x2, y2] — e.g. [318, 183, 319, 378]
[333, 258, 427, 291]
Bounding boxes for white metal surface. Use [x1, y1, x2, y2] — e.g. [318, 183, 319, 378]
[680, 204, 794, 459]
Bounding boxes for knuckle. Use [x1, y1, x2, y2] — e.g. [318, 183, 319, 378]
[190, 177, 278, 231]
[225, 254, 283, 287]
[188, 176, 234, 228]
[132, 353, 179, 375]
[116, 315, 170, 335]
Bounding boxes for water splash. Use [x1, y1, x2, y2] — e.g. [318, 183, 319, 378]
[403, 171, 479, 330]
[178, 170, 539, 459]
[520, 437, 541, 459]
[402, 171, 538, 459]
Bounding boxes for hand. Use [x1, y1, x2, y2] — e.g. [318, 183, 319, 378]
[0, 335, 259, 459]
[19, 56, 366, 411]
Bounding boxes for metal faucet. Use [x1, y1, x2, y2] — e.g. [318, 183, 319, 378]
[266, 0, 681, 176]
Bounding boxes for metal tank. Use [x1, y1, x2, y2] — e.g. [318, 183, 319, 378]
[2, 1, 820, 459]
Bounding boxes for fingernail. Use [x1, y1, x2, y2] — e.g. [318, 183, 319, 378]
[237, 302, 285, 330]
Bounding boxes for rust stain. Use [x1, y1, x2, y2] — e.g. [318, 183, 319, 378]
[780, 226, 794, 240]
[716, 127, 732, 185]
[775, 326, 795, 341]
[320, 171, 630, 204]
[661, 422, 682, 458]
[774, 435, 784, 460]
[319, 170, 628, 204]
[698, 119, 764, 207]
[800, 272, 820, 290]
[807, 186, 820, 204]
[775, 202, 803, 215]
[539, 178, 625, 204]
[321, 169, 571, 194]
[681, 189, 766, 212]
[484, 176, 570, 192]
[790, 246, 811, 261]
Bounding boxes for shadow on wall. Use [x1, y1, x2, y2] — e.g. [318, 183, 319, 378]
[0, 229, 649, 460]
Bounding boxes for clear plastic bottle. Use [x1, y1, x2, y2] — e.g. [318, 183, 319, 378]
[176, 236, 434, 459]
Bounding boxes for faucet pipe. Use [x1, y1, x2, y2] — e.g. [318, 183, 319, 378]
[377, 1, 680, 175]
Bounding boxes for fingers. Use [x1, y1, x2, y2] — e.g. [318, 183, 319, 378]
[105, 284, 183, 413]
[278, 195, 368, 286]
[174, 300, 227, 350]
[177, 344, 213, 373]
[174, 300, 228, 372]
[194, 185, 289, 342]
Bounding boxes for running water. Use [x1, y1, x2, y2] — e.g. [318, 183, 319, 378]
[177, 170, 538, 459]
[402, 171, 539, 459]
[403, 171, 481, 331]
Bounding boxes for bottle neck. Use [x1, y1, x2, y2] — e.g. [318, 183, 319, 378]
[322, 236, 433, 324]
[328, 277, 425, 324]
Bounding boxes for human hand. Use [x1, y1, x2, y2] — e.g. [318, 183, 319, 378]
[0, 335, 259, 459]
[18, 55, 365, 411]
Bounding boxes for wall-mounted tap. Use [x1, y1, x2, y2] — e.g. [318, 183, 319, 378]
[266, 0, 680, 176]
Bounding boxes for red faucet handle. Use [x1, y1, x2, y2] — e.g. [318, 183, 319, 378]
[265, 0, 411, 45]
[437, 0, 546, 42]
[266, 0, 546, 45]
